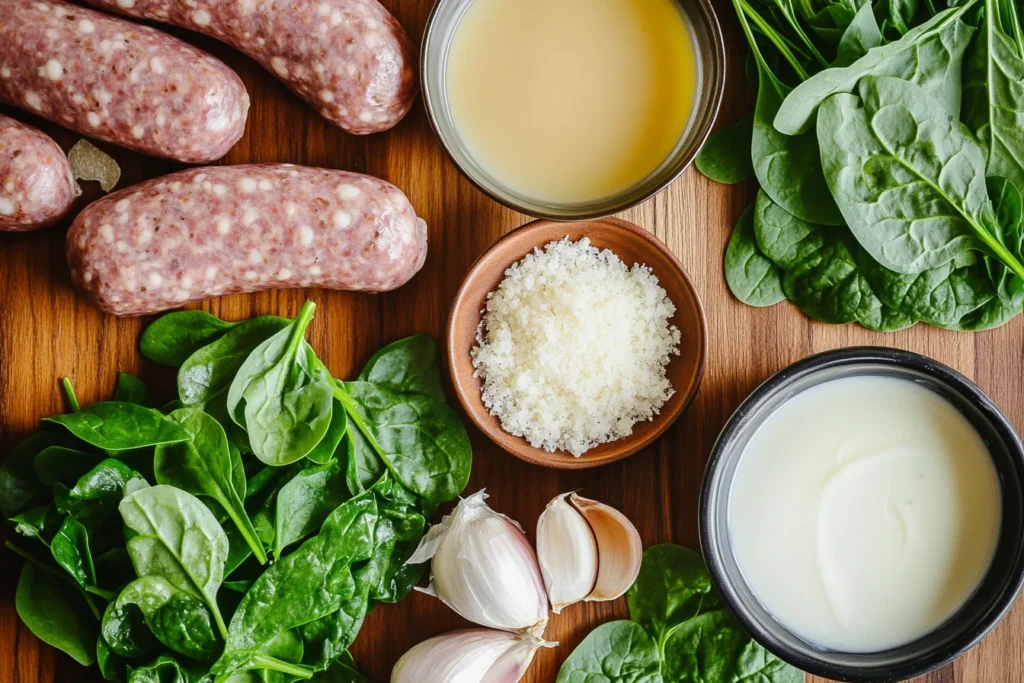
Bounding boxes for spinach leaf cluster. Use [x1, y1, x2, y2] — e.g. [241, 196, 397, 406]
[700, 0, 1024, 331]
[1, 302, 472, 682]
[557, 545, 801, 683]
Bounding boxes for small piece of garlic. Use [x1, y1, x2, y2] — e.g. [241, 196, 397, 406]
[67, 139, 121, 193]
[535, 492, 643, 612]
[391, 629, 554, 683]
[408, 490, 549, 634]
[572, 493, 643, 602]
[536, 493, 598, 613]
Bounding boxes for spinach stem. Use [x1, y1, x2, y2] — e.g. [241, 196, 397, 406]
[85, 584, 117, 602]
[774, 1, 828, 68]
[736, 0, 811, 82]
[6, 541, 105, 619]
[61, 377, 80, 413]
[224, 505, 268, 565]
[334, 384, 388, 463]
[250, 655, 314, 679]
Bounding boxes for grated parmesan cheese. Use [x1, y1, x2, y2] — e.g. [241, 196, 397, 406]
[471, 237, 681, 456]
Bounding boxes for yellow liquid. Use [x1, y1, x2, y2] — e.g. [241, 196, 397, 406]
[446, 0, 699, 204]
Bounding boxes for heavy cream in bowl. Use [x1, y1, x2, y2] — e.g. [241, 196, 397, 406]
[729, 376, 1001, 654]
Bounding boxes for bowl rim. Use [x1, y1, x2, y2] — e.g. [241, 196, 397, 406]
[698, 346, 1024, 682]
[419, 0, 727, 221]
[445, 217, 708, 469]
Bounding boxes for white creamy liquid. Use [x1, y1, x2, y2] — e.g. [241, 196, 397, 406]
[729, 375, 1001, 653]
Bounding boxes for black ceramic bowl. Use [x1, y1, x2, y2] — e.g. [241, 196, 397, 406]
[700, 347, 1024, 682]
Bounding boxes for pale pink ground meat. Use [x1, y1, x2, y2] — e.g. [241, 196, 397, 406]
[81, 0, 417, 135]
[0, 114, 76, 231]
[0, 0, 250, 163]
[67, 164, 428, 316]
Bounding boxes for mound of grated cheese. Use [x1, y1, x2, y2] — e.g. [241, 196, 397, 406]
[471, 237, 681, 456]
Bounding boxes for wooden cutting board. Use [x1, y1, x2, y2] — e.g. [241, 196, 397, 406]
[0, 1, 1020, 681]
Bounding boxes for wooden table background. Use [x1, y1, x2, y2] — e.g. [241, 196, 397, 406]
[1, 0, 1021, 681]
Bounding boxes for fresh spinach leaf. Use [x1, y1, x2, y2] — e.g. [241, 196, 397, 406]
[305, 399, 348, 465]
[1, 432, 77, 517]
[212, 492, 380, 681]
[56, 458, 146, 528]
[51, 517, 100, 593]
[97, 633, 128, 681]
[119, 485, 230, 638]
[357, 334, 448, 400]
[834, 0, 884, 66]
[818, 76, 1024, 279]
[695, 116, 756, 184]
[226, 302, 334, 466]
[178, 316, 290, 406]
[114, 374, 154, 407]
[557, 621, 661, 683]
[11, 504, 62, 545]
[310, 655, 372, 683]
[105, 576, 221, 662]
[738, 0, 845, 225]
[273, 459, 350, 559]
[343, 430, 384, 497]
[860, 252, 998, 326]
[336, 382, 471, 505]
[16, 562, 97, 666]
[753, 191, 918, 330]
[45, 402, 190, 453]
[725, 203, 786, 306]
[155, 408, 265, 564]
[775, 3, 975, 134]
[557, 545, 801, 683]
[126, 654, 211, 683]
[962, 0, 1024, 191]
[141, 310, 238, 367]
[34, 445, 103, 487]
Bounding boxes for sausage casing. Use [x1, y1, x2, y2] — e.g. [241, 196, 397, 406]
[80, 0, 417, 135]
[0, 0, 249, 162]
[0, 115, 76, 231]
[67, 164, 428, 316]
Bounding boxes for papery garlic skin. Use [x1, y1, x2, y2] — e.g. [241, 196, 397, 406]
[391, 630, 517, 683]
[408, 490, 549, 633]
[536, 493, 598, 613]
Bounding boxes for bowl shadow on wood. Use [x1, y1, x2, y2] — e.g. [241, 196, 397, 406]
[446, 217, 708, 470]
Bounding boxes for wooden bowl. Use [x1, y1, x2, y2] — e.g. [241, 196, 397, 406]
[447, 218, 707, 469]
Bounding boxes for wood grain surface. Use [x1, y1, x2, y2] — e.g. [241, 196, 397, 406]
[1, 1, 1021, 682]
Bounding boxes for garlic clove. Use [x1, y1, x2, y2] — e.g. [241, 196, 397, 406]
[482, 632, 557, 683]
[407, 490, 550, 634]
[391, 629, 553, 683]
[536, 493, 598, 613]
[569, 493, 643, 602]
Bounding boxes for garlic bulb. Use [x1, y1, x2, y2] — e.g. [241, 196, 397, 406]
[407, 490, 549, 633]
[536, 493, 598, 613]
[535, 492, 642, 611]
[391, 629, 554, 683]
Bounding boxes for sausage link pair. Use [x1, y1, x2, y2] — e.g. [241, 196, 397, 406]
[0, 115, 76, 231]
[0, 0, 249, 162]
[80, 0, 417, 135]
[68, 164, 428, 316]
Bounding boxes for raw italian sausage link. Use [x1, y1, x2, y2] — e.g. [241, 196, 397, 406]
[67, 164, 428, 316]
[80, 0, 417, 135]
[0, 0, 249, 163]
[0, 114, 77, 231]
